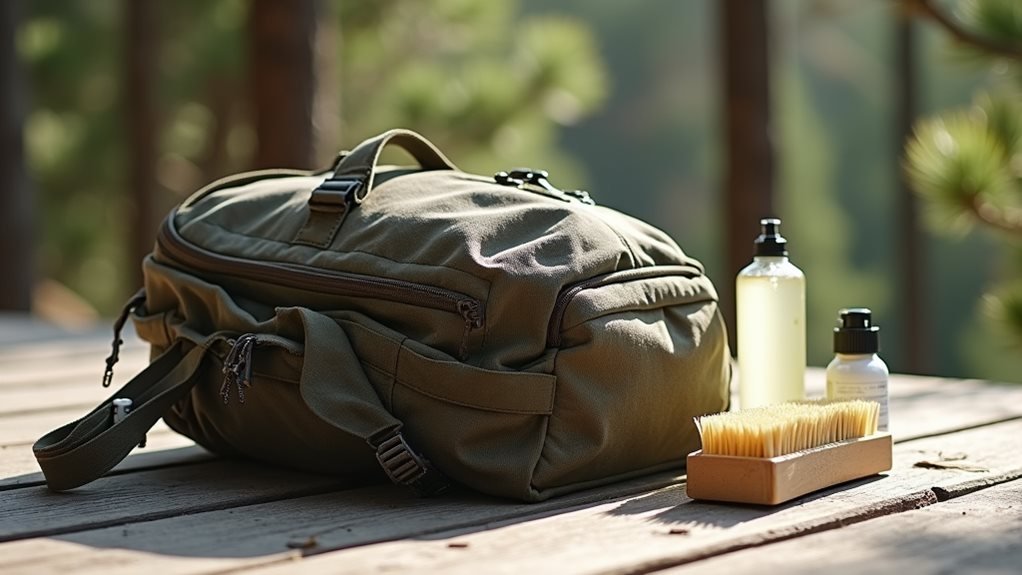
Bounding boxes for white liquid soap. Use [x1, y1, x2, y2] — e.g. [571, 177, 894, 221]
[736, 218, 806, 409]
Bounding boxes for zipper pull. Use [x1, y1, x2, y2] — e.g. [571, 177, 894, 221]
[456, 300, 484, 360]
[220, 334, 257, 405]
[103, 290, 147, 387]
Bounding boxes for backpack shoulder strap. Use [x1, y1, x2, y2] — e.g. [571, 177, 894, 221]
[33, 341, 206, 491]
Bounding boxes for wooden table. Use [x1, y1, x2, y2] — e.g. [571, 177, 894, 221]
[2, 320, 1021, 574]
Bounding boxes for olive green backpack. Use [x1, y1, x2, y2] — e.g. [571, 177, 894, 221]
[34, 129, 730, 502]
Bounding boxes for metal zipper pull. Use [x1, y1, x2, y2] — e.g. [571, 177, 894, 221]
[220, 334, 257, 405]
[456, 300, 484, 360]
[103, 290, 147, 387]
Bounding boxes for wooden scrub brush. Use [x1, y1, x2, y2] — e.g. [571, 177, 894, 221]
[686, 400, 892, 505]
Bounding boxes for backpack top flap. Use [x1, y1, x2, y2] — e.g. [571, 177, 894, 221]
[155, 129, 710, 368]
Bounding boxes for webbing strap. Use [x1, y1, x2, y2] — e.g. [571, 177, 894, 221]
[33, 341, 207, 491]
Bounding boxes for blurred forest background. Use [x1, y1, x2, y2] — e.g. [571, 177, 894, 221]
[2, 0, 1018, 381]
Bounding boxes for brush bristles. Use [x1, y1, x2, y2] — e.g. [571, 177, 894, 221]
[695, 400, 880, 458]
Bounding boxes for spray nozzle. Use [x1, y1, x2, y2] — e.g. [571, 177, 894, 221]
[754, 217, 788, 257]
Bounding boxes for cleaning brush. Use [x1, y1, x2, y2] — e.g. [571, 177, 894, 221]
[686, 400, 892, 505]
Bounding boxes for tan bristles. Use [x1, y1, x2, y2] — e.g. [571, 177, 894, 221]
[695, 400, 880, 458]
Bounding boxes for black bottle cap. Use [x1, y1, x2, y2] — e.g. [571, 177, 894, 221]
[834, 308, 880, 354]
[754, 218, 788, 257]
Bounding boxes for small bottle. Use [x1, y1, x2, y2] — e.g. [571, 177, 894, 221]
[736, 218, 807, 409]
[826, 308, 890, 431]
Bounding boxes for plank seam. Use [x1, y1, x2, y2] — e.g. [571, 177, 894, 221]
[892, 414, 1022, 444]
[0, 483, 348, 544]
[0, 454, 220, 493]
[613, 468, 1022, 575]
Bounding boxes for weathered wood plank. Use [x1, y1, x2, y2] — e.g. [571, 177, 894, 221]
[0, 354, 149, 415]
[0, 323, 145, 387]
[0, 350, 147, 391]
[219, 419, 1022, 575]
[0, 544, 273, 575]
[662, 479, 1022, 574]
[2, 419, 1019, 575]
[0, 472, 681, 575]
[0, 433, 206, 490]
[0, 317, 110, 347]
[805, 370, 1022, 440]
[0, 408, 177, 447]
[0, 460, 362, 543]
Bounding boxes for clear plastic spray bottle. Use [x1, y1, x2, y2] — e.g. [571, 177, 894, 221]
[736, 218, 806, 409]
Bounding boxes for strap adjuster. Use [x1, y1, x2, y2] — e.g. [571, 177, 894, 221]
[309, 178, 362, 212]
[374, 430, 449, 497]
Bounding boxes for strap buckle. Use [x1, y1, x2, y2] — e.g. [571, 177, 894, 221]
[309, 178, 362, 212]
[374, 430, 449, 497]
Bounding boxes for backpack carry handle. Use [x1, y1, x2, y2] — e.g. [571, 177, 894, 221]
[329, 128, 458, 204]
[293, 129, 458, 248]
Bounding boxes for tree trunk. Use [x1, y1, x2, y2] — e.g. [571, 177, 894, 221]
[125, 0, 160, 289]
[0, 0, 33, 311]
[895, 13, 927, 373]
[721, 0, 774, 353]
[248, 0, 319, 169]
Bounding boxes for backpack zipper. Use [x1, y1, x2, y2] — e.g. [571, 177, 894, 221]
[156, 215, 485, 359]
[220, 333, 257, 404]
[546, 265, 705, 348]
[220, 333, 304, 405]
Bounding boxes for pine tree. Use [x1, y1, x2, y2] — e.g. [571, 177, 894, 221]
[904, 0, 1022, 347]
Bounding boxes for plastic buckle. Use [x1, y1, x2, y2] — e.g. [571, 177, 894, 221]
[309, 178, 362, 212]
[374, 430, 449, 497]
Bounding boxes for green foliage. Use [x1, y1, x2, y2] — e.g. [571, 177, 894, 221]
[905, 99, 1020, 232]
[21, 0, 126, 313]
[338, 0, 605, 177]
[961, 0, 1022, 46]
[907, 0, 1022, 353]
[985, 283, 1022, 346]
[22, 0, 606, 315]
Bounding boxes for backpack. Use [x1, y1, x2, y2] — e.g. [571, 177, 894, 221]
[34, 129, 731, 501]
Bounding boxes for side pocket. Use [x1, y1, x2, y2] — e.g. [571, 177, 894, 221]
[535, 273, 730, 495]
[131, 308, 174, 359]
[391, 338, 555, 501]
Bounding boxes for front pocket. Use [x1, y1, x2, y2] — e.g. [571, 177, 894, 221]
[396, 339, 555, 415]
[388, 337, 555, 501]
[547, 265, 706, 347]
[534, 272, 730, 494]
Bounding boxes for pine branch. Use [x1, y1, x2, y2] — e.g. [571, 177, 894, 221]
[968, 196, 1022, 236]
[909, 0, 1022, 61]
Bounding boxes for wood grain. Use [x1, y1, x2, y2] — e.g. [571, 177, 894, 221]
[225, 419, 1022, 575]
[663, 478, 1022, 574]
[803, 370, 1022, 440]
[0, 460, 358, 543]
[0, 419, 1017, 575]
[0, 472, 682, 575]
[0, 433, 206, 490]
[0, 408, 176, 447]
[0, 349, 147, 389]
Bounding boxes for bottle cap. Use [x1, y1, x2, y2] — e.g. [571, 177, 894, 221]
[754, 218, 788, 257]
[834, 308, 880, 354]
